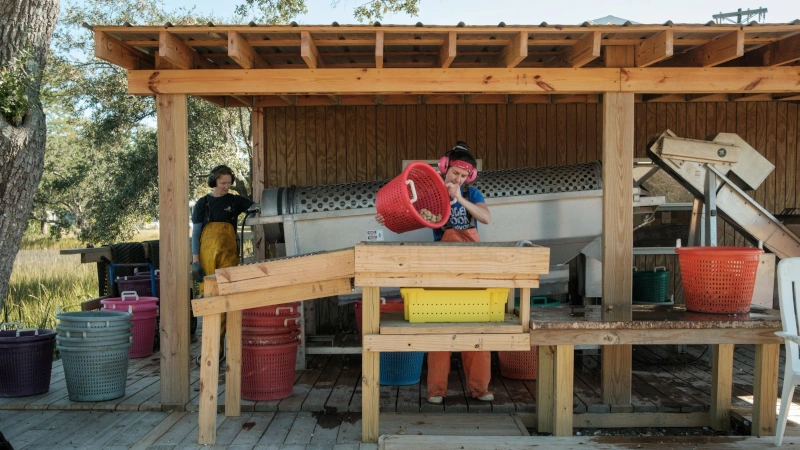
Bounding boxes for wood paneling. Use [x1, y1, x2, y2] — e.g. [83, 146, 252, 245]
[257, 101, 800, 322]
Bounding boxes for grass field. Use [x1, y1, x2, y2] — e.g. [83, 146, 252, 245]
[3, 230, 160, 330]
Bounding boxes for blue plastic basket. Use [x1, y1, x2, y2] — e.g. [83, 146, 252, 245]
[58, 341, 132, 401]
[380, 352, 424, 386]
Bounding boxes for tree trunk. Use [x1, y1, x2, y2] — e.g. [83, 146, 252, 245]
[0, 0, 59, 307]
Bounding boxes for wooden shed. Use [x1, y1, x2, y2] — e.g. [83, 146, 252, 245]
[89, 21, 800, 414]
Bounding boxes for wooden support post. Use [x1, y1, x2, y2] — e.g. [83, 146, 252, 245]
[553, 345, 574, 436]
[600, 89, 635, 406]
[251, 108, 266, 261]
[537, 345, 555, 433]
[375, 31, 384, 69]
[519, 287, 530, 332]
[198, 312, 221, 444]
[752, 343, 779, 436]
[710, 344, 733, 431]
[362, 286, 381, 443]
[437, 31, 457, 68]
[157, 94, 190, 406]
[225, 309, 242, 417]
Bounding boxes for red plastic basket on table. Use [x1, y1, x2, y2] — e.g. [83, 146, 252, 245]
[676, 246, 763, 314]
[376, 162, 451, 234]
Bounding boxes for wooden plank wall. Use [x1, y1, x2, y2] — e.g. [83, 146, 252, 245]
[259, 102, 799, 326]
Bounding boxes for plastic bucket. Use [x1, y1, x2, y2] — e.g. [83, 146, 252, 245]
[243, 330, 301, 346]
[241, 340, 300, 401]
[242, 314, 301, 329]
[58, 341, 132, 402]
[130, 313, 158, 358]
[676, 246, 763, 313]
[101, 291, 159, 312]
[0, 325, 56, 397]
[56, 310, 132, 329]
[56, 332, 133, 348]
[632, 266, 671, 304]
[243, 302, 301, 316]
[376, 162, 451, 233]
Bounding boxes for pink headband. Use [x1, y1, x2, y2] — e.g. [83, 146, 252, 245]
[449, 160, 475, 173]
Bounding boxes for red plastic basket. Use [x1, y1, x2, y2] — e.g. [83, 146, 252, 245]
[130, 312, 158, 358]
[243, 330, 301, 346]
[498, 346, 538, 380]
[376, 162, 451, 233]
[243, 302, 301, 316]
[242, 313, 300, 329]
[676, 246, 763, 314]
[354, 298, 404, 337]
[241, 340, 300, 401]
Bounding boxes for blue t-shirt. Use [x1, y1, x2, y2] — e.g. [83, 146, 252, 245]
[433, 186, 485, 241]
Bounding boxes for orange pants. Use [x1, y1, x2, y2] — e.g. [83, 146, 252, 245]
[426, 227, 491, 399]
[426, 351, 491, 398]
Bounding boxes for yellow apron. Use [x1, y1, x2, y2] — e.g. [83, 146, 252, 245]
[198, 221, 239, 346]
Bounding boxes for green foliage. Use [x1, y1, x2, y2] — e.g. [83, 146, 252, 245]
[35, 0, 253, 246]
[0, 49, 32, 125]
[234, 0, 419, 23]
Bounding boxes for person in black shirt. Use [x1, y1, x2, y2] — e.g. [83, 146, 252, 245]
[191, 165, 256, 293]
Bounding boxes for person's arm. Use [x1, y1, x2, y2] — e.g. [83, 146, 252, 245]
[191, 222, 203, 263]
[449, 185, 491, 225]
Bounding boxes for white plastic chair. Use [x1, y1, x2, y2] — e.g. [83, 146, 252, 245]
[775, 257, 800, 446]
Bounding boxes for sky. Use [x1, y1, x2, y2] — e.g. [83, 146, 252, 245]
[160, 0, 799, 26]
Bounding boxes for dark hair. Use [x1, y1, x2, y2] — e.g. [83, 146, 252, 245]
[448, 141, 477, 168]
[207, 165, 236, 188]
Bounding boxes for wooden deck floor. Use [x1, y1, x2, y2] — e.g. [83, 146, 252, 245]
[5, 333, 800, 448]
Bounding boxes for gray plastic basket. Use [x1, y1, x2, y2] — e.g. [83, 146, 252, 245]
[56, 332, 133, 348]
[58, 341, 132, 401]
[56, 310, 133, 330]
[57, 326, 132, 339]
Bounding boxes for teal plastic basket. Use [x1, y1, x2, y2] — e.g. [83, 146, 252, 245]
[632, 266, 670, 304]
[381, 352, 424, 386]
[58, 341, 131, 401]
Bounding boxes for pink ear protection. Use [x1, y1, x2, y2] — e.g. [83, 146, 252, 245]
[438, 149, 477, 183]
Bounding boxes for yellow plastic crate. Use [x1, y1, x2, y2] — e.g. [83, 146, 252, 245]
[400, 288, 510, 323]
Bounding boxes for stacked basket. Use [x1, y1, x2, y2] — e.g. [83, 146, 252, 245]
[241, 302, 302, 401]
[0, 322, 56, 398]
[115, 270, 160, 298]
[355, 298, 425, 386]
[55, 309, 132, 402]
[498, 295, 560, 380]
[101, 291, 158, 358]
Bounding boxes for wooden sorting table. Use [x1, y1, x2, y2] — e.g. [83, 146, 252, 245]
[356, 241, 551, 443]
[191, 242, 550, 445]
[530, 305, 782, 437]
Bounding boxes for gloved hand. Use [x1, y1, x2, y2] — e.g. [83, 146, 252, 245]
[192, 262, 205, 283]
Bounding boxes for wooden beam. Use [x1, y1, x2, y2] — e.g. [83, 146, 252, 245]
[159, 31, 215, 69]
[710, 344, 733, 431]
[301, 31, 325, 68]
[777, 94, 800, 101]
[752, 343, 779, 436]
[437, 31, 457, 68]
[528, 327, 782, 346]
[375, 30, 384, 69]
[600, 91, 635, 408]
[277, 95, 296, 106]
[197, 313, 220, 444]
[686, 93, 729, 102]
[641, 94, 686, 102]
[156, 94, 190, 405]
[659, 30, 744, 67]
[251, 107, 265, 260]
[230, 95, 254, 107]
[363, 333, 531, 352]
[741, 32, 800, 67]
[620, 67, 800, 93]
[94, 31, 154, 70]
[497, 31, 528, 68]
[191, 278, 353, 316]
[425, 94, 464, 105]
[635, 30, 673, 67]
[548, 31, 601, 68]
[362, 286, 380, 444]
[224, 310, 242, 417]
[129, 68, 622, 96]
[227, 31, 269, 69]
[552, 94, 600, 103]
[508, 94, 551, 104]
[730, 93, 774, 102]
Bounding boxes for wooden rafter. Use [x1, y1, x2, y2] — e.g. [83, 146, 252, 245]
[731, 93, 774, 101]
[741, 32, 800, 66]
[641, 94, 686, 103]
[227, 31, 269, 69]
[301, 31, 325, 68]
[686, 93, 729, 102]
[635, 30, 673, 67]
[94, 31, 154, 70]
[437, 31, 457, 68]
[497, 31, 528, 68]
[159, 31, 215, 69]
[659, 30, 744, 67]
[508, 94, 551, 104]
[375, 31, 384, 69]
[547, 31, 600, 68]
[463, 94, 480, 104]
